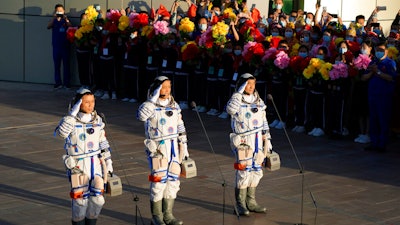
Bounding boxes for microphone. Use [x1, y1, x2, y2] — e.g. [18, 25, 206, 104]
[267, 94, 273, 101]
[190, 101, 197, 108]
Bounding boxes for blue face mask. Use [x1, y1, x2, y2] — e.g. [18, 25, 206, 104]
[271, 32, 279, 37]
[373, 29, 381, 35]
[357, 37, 363, 44]
[306, 18, 312, 25]
[234, 50, 242, 56]
[296, 28, 302, 33]
[346, 36, 354, 42]
[388, 44, 395, 48]
[289, 17, 295, 22]
[303, 36, 310, 42]
[299, 52, 308, 58]
[285, 32, 293, 38]
[258, 28, 265, 34]
[323, 35, 331, 42]
[316, 54, 324, 60]
[375, 51, 385, 59]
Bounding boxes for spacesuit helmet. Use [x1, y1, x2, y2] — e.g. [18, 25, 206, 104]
[148, 76, 170, 99]
[235, 73, 256, 92]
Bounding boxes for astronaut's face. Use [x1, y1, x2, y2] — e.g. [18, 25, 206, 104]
[245, 79, 256, 95]
[159, 80, 171, 100]
[80, 94, 95, 114]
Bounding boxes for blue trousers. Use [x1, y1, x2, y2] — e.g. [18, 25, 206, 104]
[53, 46, 70, 86]
[369, 95, 393, 148]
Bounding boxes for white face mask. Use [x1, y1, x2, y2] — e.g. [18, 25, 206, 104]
[340, 48, 347, 54]
[199, 24, 207, 31]
[276, 4, 283, 9]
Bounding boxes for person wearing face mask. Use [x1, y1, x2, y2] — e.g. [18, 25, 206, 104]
[192, 17, 208, 41]
[307, 46, 329, 137]
[47, 4, 72, 90]
[273, 0, 286, 21]
[269, 40, 290, 130]
[217, 43, 235, 119]
[55, 89, 113, 225]
[362, 42, 397, 153]
[326, 41, 354, 138]
[137, 76, 189, 225]
[291, 45, 311, 133]
[352, 40, 374, 144]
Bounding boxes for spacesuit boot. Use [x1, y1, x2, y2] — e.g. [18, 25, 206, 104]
[246, 187, 267, 213]
[85, 218, 97, 225]
[163, 198, 183, 225]
[151, 200, 166, 225]
[235, 188, 250, 216]
[71, 219, 85, 225]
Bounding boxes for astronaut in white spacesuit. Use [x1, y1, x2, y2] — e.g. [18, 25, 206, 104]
[56, 89, 113, 225]
[137, 76, 189, 225]
[226, 73, 272, 216]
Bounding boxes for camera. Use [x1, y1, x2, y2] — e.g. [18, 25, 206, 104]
[377, 6, 386, 11]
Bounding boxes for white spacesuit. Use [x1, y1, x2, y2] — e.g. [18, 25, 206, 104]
[137, 76, 188, 225]
[226, 73, 271, 216]
[56, 89, 113, 225]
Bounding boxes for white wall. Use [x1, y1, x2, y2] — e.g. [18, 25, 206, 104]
[303, 0, 400, 36]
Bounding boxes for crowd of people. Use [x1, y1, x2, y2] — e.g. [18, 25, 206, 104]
[49, 0, 400, 147]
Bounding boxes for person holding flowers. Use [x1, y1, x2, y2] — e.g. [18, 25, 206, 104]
[304, 46, 331, 137]
[352, 39, 374, 144]
[290, 45, 311, 133]
[326, 40, 354, 137]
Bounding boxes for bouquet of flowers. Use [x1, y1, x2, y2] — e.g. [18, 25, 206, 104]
[242, 41, 265, 66]
[104, 9, 121, 33]
[387, 46, 399, 59]
[141, 25, 155, 39]
[152, 20, 170, 43]
[198, 27, 214, 49]
[303, 58, 331, 81]
[179, 17, 195, 40]
[274, 51, 290, 69]
[329, 62, 348, 80]
[181, 41, 200, 65]
[118, 15, 129, 31]
[239, 20, 264, 43]
[73, 5, 98, 46]
[66, 27, 78, 43]
[289, 55, 311, 75]
[222, 8, 237, 22]
[129, 12, 149, 30]
[353, 54, 371, 70]
[211, 21, 229, 46]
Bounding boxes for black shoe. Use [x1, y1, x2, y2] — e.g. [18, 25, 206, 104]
[53, 84, 62, 90]
[364, 145, 378, 151]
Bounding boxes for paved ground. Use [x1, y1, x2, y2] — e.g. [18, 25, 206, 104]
[0, 81, 399, 225]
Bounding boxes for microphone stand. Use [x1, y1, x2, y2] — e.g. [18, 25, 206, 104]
[100, 113, 145, 225]
[191, 102, 239, 224]
[267, 95, 308, 225]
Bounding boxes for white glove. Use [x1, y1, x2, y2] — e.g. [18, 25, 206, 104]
[106, 159, 113, 174]
[264, 139, 273, 153]
[237, 81, 247, 94]
[149, 85, 162, 103]
[70, 99, 82, 117]
[63, 155, 77, 169]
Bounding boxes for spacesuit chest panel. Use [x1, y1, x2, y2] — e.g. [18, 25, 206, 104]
[234, 102, 264, 134]
[147, 107, 180, 140]
[68, 122, 102, 156]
